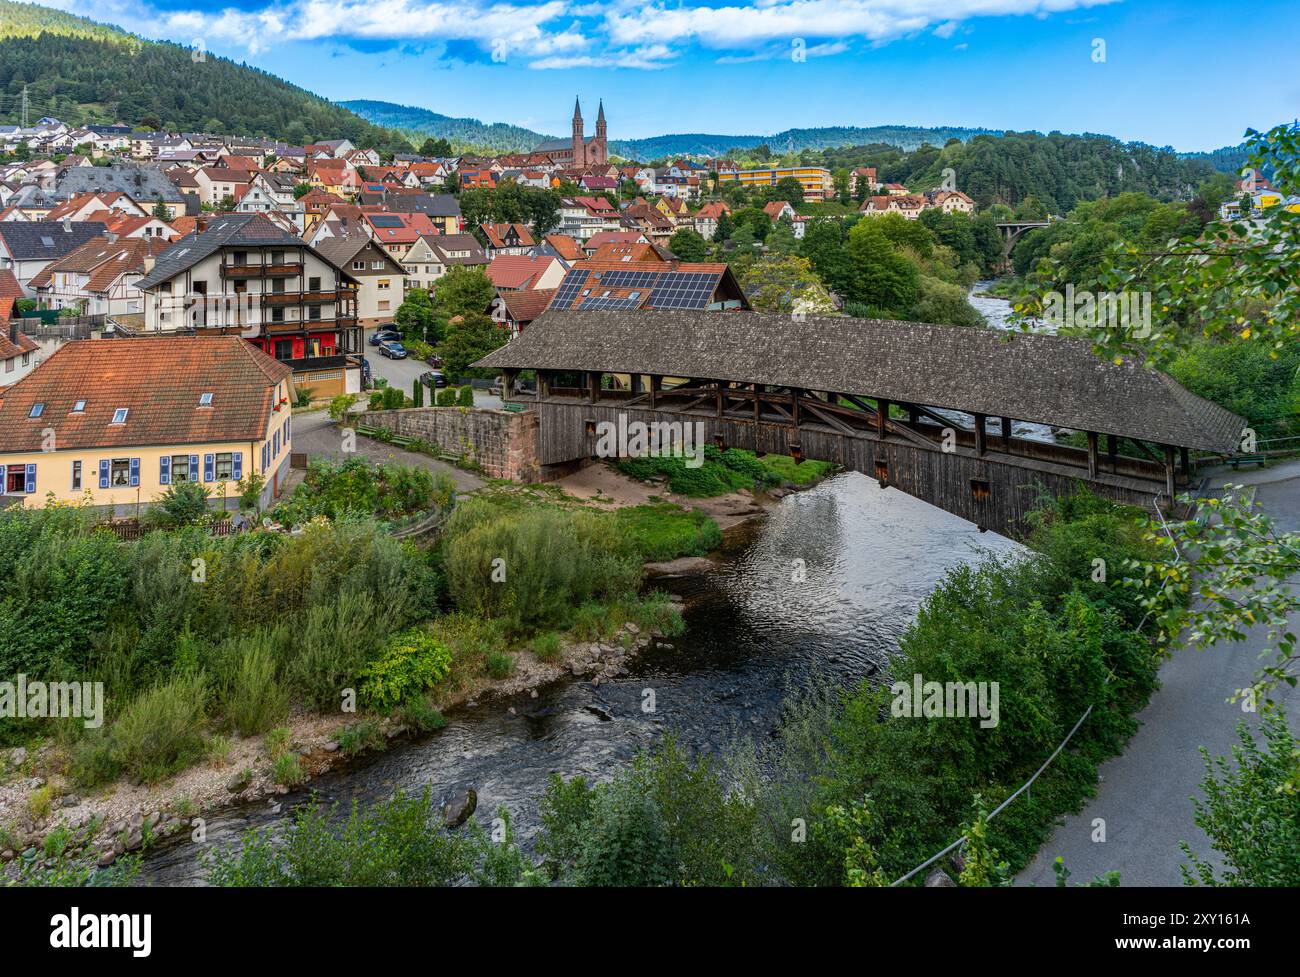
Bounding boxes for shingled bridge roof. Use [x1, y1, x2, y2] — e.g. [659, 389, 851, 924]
[476, 310, 1245, 453]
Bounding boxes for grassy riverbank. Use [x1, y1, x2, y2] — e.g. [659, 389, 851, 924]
[0, 466, 716, 877]
[617, 445, 836, 497]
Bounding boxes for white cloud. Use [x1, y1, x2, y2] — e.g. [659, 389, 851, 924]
[50, 0, 1119, 69]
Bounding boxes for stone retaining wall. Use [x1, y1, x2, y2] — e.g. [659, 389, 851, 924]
[356, 407, 543, 482]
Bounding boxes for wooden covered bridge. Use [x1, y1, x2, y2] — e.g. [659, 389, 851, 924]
[476, 310, 1244, 536]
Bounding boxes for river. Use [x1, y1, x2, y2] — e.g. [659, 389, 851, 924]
[141, 289, 1027, 885]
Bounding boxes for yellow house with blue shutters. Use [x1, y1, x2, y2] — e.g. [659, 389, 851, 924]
[0, 335, 294, 514]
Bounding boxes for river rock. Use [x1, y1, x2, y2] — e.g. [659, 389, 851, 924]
[124, 831, 143, 853]
[320, 740, 339, 752]
[0, 849, 13, 862]
[584, 704, 615, 722]
[96, 850, 117, 868]
[227, 771, 251, 794]
[624, 622, 641, 635]
[8, 746, 27, 768]
[443, 790, 477, 828]
[924, 869, 958, 887]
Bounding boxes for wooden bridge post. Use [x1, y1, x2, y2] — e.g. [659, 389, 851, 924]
[791, 388, 801, 427]
[1001, 416, 1013, 452]
[1087, 431, 1099, 479]
[876, 399, 889, 438]
[649, 374, 660, 409]
[715, 380, 723, 419]
[501, 369, 518, 400]
[975, 414, 987, 456]
[1180, 446, 1190, 481]
[587, 371, 599, 403]
[753, 382, 761, 424]
[1163, 445, 1176, 498]
[537, 370, 549, 402]
[1107, 433, 1117, 472]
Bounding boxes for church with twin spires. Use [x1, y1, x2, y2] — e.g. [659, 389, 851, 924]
[533, 97, 609, 167]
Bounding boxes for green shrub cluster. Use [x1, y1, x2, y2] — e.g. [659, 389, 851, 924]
[271, 459, 454, 528]
[618, 445, 833, 497]
[0, 506, 439, 783]
[359, 629, 454, 710]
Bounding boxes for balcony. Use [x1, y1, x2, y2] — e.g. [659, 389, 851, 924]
[220, 262, 304, 278]
[276, 353, 363, 373]
[260, 289, 353, 307]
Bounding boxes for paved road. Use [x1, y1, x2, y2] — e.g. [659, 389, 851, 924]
[1016, 461, 1300, 886]
[363, 325, 502, 408]
[291, 409, 484, 493]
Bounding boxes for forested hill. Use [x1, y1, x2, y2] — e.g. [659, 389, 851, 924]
[339, 100, 553, 154]
[805, 132, 1222, 212]
[0, 0, 407, 151]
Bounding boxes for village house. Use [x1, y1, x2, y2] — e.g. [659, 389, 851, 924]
[313, 234, 407, 329]
[481, 222, 536, 258]
[28, 235, 172, 317]
[485, 254, 566, 292]
[488, 287, 556, 337]
[135, 214, 364, 397]
[0, 221, 110, 294]
[0, 336, 294, 512]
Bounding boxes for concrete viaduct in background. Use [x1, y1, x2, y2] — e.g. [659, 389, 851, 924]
[476, 309, 1245, 537]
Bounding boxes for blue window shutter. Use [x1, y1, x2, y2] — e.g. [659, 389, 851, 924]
[160, 456, 170, 485]
[98, 460, 109, 489]
[190, 454, 199, 479]
[203, 454, 215, 482]
[128, 458, 140, 487]
[24, 463, 36, 494]
[232, 451, 243, 480]
[274, 431, 280, 456]
[262, 442, 269, 471]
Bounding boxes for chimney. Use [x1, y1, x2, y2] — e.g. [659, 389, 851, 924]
[143, 255, 156, 274]
[196, 216, 208, 233]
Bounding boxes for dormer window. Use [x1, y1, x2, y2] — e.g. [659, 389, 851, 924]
[199, 392, 213, 407]
[28, 403, 43, 418]
[111, 408, 128, 424]
[72, 400, 86, 413]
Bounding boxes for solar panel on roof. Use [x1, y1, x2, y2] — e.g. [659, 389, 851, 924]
[370, 215, 403, 228]
[551, 269, 589, 310]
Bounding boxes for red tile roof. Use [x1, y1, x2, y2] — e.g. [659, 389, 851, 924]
[0, 336, 292, 452]
[486, 254, 560, 290]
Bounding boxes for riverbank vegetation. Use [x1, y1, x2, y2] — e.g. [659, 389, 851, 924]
[617, 445, 835, 497]
[0, 468, 704, 851]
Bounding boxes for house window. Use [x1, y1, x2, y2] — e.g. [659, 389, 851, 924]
[308, 306, 321, 321]
[309, 276, 320, 291]
[110, 458, 131, 487]
[72, 400, 86, 413]
[215, 453, 233, 481]
[171, 455, 193, 482]
[6, 465, 25, 494]
[28, 403, 43, 418]
[21, 353, 29, 366]
[199, 392, 213, 406]
[378, 300, 390, 312]
[71, 460, 81, 491]
[371, 260, 384, 270]
[111, 407, 128, 424]
[352, 261, 365, 270]
[5, 359, 13, 374]
[271, 308, 285, 322]
[377, 279, 390, 290]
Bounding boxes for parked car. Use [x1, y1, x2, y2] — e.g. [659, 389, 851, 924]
[369, 328, 402, 347]
[378, 340, 408, 359]
[419, 370, 448, 389]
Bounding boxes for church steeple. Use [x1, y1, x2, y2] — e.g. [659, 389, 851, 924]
[572, 96, 585, 163]
[595, 99, 606, 141]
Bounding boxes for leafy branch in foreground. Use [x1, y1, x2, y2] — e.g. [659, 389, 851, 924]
[1124, 487, 1299, 708]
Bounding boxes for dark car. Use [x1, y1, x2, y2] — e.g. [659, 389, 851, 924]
[369, 328, 401, 347]
[419, 370, 448, 388]
[378, 340, 408, 359]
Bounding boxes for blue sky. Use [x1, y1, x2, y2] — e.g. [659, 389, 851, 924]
[34, 0, 1300, 150]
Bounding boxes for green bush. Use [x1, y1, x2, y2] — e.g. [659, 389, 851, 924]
[436, 387, 457, 407]
[381, 386, 406, 410]
[110, 674, 208, 783]
[204, 790, 476, 886]
[220, 634, 289, 736]
[359, 629, 454, 710]
[443, 500, 642, 632]
[531, 631, 563, 662]
[144, 481, 213, 529]
[272, 753, 305, 787]
[485, 651, 515, 678]
[456, 385, 475, 407]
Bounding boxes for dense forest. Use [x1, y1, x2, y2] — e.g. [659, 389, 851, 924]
[800, 132, 1221, 212]
[0, 0, 407, 151]
[340, 100, 553, 155]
